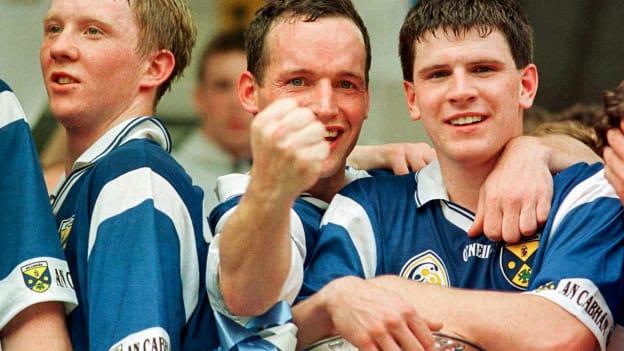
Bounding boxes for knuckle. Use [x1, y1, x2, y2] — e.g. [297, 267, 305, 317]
[519, 223, 536, 236]
[382, 315, 402, 330]
[354, 334, 375, 350]
[502, 230, 519, 243]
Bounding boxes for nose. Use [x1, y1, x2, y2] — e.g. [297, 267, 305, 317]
[447, 71, 477, 106]
[48, 31, 79, 62]
[309, 80, 338, 122]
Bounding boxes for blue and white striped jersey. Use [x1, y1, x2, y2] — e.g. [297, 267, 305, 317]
[51, 117, 218, 351]
[0, 79, 77, 331]
[206, 168, 370, 350]
[302, 160, 624, 351]
[207, 167, 371, 313]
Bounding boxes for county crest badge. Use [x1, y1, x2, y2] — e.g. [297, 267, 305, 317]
[399, 250, 450, 286]
[58, 215, 75, 249]
[21, 261, 52, 293]
[499, 235, 540, 290]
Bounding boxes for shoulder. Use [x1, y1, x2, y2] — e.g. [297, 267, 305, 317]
[552, 162, 618, 208]
[0, 80, 26, 129]
[87, 140, 202, 220]
[340, 172, 415, 200]
[548, 162, 622, 235]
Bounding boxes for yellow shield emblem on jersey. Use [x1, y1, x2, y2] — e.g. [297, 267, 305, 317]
[500, 236, 540, 290]
[399, 250, 450, 286]
[21, 261, 51, 293]
[58, 215, 75, 249]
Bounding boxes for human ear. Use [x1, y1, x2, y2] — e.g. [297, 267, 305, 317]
[519, 64, 539, 110]
[238, 71, 260, 114]
[140, 50, 175, 90]
[403, 80, 421, 121]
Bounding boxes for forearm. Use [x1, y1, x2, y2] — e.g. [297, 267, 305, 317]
[533, 134, 602, 172]
[372, 276, 596, 351]
[347, 145, 386, 170]
[1, 302, 72, 351]
[218, 180, 297, 316]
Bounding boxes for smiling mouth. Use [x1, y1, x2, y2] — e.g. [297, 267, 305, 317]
[52, 74, 78, 85]
[58, 77, 76, 85]
[449, 115, 484, 126]
[325, 129, 339, 142]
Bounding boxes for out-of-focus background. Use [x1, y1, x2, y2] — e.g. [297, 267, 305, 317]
[1, 0, 623, 151]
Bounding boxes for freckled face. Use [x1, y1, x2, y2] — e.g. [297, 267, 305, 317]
[40, 0, 147, 129]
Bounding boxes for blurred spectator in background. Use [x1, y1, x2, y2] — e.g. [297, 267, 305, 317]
[174, 30, 252, 211]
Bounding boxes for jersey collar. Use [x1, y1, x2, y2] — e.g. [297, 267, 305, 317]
[71, 116, 171, 172]
[414, 160, 475, 231]
[414, 160, 449, 208]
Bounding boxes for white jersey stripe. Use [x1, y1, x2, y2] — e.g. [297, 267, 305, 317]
[0, 89, 26, 129]
[551, 170, 619, 236]
[88, 167, 199, 321]
[321, 194, 377, 278]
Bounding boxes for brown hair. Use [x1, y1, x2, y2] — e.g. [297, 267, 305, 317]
[399, 0, 533, 81]
[130, 0, 197, 102]
[245, 0, 371, 85]
[530, 120, 603, 156]
[595, 80, 624, 152]
[196, 30, 246, 84]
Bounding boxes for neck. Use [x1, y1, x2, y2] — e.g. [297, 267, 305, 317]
[62, 100, 154, 174]
[306, 170, 348, 203]
[438, 156, 500, 212]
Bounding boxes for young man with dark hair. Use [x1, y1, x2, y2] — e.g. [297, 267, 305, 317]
[40, 0, 217, 350]
[0, 79, 76, 350]
[298, 1, 623, 349]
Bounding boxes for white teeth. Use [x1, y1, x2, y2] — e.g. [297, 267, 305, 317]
[450, 115, 484, 126]
[57, 77, 75, 84]
[326, 130, 338, 138]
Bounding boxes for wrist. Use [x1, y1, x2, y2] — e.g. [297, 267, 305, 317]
[509, 135, 552, 170]
[245, 174, 298, 207]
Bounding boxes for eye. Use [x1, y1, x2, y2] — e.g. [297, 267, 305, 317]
[339, 81, 355, 89]
[288, 78, 305, 87]
[427, 70, 450, 79]
[85, 26, 102, 35]
[45, 24, 62, 34]
[473, 65, 494, 74]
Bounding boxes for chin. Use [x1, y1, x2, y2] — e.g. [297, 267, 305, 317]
[319, 158, 342, 179]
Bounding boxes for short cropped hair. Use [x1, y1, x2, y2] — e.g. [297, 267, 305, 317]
[245, 0, 371, 85]
[130, 0, 197, 102]
[196, 30, 246, 84]
[399, 0, 533, 81]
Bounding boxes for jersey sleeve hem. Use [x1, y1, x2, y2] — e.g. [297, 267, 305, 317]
[0, 257, 77, 330]
[527, 278, 612, 351]
[108, 327, 170, 351]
